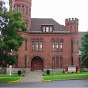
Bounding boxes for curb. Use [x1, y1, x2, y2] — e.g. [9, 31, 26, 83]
[41, 78, 51, 82]
[8, 78, 22, 83]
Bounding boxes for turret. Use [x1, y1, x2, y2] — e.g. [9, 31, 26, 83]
[65, 18, 79, 33]
[10, 0, 32, 32]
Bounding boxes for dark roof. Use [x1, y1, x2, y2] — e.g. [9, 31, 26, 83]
[30, 18, 69, 33]
[79, 32, 86, 48]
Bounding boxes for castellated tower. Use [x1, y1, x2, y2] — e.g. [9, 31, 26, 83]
[12, 0, 32, 32]
[65, 18, 79, 33]
[65, 18, 79, 67]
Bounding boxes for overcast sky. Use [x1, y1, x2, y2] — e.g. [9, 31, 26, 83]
[5, 0, 88, 32]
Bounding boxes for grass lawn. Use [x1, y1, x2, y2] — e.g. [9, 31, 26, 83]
[43, 74, 88, 80]
[44, 72, 88, 76]
[0, 78, 20, 82]
[0, 73, 27, 77]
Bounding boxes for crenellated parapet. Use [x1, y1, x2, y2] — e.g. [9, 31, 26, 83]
[65, 18, 79, 33]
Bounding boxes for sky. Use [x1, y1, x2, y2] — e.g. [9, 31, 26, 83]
[5, 0, 88, 32]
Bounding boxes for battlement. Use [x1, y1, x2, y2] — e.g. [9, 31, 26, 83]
[65, 18, 79, 33]
[15, 0, 31, 4]
[65, 18, 78, 21]
[65, 18, 79, 26]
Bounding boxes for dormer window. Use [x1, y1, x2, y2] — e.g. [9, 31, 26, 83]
[43, 27, 45, 32]
[50, 27, 52, 32]
[46, 27, 49, 32]
[41, 24, 53, 33]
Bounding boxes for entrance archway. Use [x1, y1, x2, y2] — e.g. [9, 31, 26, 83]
[31, 56, 43, 71]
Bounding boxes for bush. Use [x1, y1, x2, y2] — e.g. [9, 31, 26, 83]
[46, 70, 50, 75]
[63, 69, 65, 73]
[80, 68, 82, 73]
[18, 70, 22, 75]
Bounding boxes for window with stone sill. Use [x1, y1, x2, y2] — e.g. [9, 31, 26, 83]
[52, 42, 55, 51]
[56, 42, 59, 51]
[36, 42, 38, 51]
[60, 41, 63, 52]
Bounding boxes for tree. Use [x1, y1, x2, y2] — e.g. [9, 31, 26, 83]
[0, 1, 27, 67]
[80, 32, 88, 67]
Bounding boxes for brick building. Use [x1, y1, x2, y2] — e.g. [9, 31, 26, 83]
[8, 0, 79, 73]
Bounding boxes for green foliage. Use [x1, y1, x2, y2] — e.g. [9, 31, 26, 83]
[46, 70, 50, 75]
[80, 32, 88, 67]
[0, 1, 27, 67]
[80, 68, 82, 73]
[18, 70, 22, 75]
[63, 69, 64, 73]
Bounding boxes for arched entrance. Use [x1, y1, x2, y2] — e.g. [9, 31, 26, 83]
[31, 56, 43, 71]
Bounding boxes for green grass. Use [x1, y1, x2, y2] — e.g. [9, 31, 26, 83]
[0, 78, 20, 82]
[0, 74, 23, 77]
[0, 73, 27, 77]
[43, 75, 88, 80]
[44, 72, 88, 76]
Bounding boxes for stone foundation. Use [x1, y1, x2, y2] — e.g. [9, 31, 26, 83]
[6, 68, 31, 74]
[44, 69, 65, 73]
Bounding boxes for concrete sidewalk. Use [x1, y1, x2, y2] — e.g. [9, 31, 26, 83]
[19, 71, 43, 82]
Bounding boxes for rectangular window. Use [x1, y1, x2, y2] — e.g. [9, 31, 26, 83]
[60, 42, 63, 51]
[71, 57, 73, 66]
[26, 7, 28, 15]
[60, 56, 63, 68]
[43, 27, 45, 32]
[56, 42, 59, 51]
[36, 42, 38, 51]
[32, 41, 35, 51]
[17, 5, 20, 12]
[25, 40, 27, 51]
[52, 57, 55, 68]
[74, 26, 76, 32]
[46, 27, 49, 32]
[50, 27, 52, 32]
[40, 42, 42, 51]
[52, 42, 55, 51]
[24, 55, 27, 67]
[56, 56, 59, 68]
[71, 42, 73, 52]
[70, 26, 72, 32]
[22, 5, 24, 14]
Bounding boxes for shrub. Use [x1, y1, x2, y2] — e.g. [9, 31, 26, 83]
[63, 69, 65, 73]
[80, 68, 82, 73]
[18, 70, 22, 75]
[46, 70, 50, 75]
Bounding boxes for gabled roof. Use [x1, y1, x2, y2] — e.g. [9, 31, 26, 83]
[30, 18, 70, 33]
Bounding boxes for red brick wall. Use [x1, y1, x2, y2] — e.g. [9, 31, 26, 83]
[12, 0, 79, 70]
[13, 0, 31, 32]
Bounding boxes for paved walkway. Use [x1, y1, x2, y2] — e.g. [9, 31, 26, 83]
[19, 71, 43, 82]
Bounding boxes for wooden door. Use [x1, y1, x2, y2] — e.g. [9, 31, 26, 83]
[31, 57, 43, 71]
